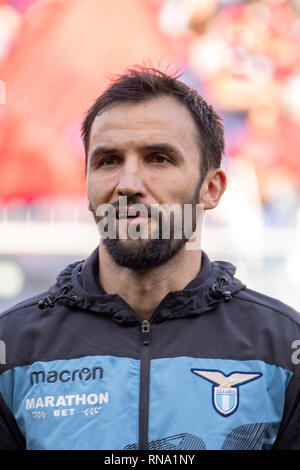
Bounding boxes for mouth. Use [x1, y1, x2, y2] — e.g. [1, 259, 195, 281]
[117, 211, 140, 220]
[116, 208, 149, 220]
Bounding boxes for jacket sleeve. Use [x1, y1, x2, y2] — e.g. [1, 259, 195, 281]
[272, 366, 300, 450]
[0, 392, 26, 450]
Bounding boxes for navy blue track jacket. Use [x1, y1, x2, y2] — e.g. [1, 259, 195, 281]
[0, 247, 300, 450]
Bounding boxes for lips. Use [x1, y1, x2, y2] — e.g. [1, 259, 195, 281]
[117, 211, 141, 219]
[116, 208, 147, 219]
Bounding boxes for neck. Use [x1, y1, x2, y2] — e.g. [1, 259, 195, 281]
[98, 242, 202, 320]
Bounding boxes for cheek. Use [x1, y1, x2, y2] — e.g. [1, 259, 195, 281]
[159, 176, 196, 203]
[86, 173, 116, 205]
[147, 173, 183, 199]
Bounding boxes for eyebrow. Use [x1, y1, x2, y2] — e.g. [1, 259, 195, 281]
[89, 143, 183, 162]
[89, 146, 119, 161]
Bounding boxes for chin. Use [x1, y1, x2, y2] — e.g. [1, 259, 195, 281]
[103, 237, 187, 270]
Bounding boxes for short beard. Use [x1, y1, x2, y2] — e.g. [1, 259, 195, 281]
[103, 234, 187, 270]
[101, 178, 203, 270]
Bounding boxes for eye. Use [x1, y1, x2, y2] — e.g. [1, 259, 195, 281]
[147, 153, 170, 164]
[97, 156, 120, 167]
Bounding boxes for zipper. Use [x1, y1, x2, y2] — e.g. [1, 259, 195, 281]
[141, 319, 151, 345]
[138, 319, 151, 450]
[137, 296, 173, 450]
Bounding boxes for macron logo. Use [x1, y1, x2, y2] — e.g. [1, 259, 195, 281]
[30, 366, 104, 385]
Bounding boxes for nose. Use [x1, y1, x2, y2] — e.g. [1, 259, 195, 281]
[116, 161, 146, 199]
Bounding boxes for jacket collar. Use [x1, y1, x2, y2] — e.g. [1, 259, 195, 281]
[45, 246, 245, 325]
[79, 246, 213, 294]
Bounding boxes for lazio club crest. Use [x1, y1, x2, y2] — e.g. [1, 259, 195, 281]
[191, 369, 262, 417]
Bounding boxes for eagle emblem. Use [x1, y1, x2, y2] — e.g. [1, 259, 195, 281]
[191, 369, 262, 417]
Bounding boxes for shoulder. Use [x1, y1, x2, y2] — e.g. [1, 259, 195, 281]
[0, 291, 48, 326]
[234, 286, 300, 326]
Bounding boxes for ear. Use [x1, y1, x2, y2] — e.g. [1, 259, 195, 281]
[199, 168, 227, 210]
[87, 200, 93, 212]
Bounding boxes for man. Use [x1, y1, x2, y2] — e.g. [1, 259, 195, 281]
[0, 66, 300, 450]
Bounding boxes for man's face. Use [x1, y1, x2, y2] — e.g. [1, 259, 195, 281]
[86, 95, 205, 269]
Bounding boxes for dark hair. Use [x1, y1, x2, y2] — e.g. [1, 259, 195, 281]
[81, 66, 224, 176]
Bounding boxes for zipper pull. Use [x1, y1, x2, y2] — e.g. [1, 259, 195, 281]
[141, 320, 151, 345]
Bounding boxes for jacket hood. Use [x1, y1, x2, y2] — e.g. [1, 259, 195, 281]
[38, 247, 246, 325]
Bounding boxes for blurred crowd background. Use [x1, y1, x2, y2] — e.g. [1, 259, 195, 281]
[0, 0, 299, 311]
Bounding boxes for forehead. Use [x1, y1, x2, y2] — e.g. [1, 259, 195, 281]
[88, 95, 200, 153]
